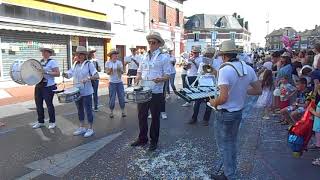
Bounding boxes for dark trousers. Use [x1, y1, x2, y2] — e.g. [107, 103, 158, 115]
[35, 85, 56, 123]
[187, 76, 198, 87]
[92, 80, 99, 109]
[75, 95, 94, 124]
[181, 74, 187, 88]
[161, 83, 167, 112]
[138, 93, 163, 144]
[192, 99, 212, 121]
[127, 69, 137, 87]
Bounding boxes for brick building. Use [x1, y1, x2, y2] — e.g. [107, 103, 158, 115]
[149, 0, 186, 56]
[265, 27, 297, 51]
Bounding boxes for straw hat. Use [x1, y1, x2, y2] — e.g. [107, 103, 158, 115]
[203, 47, 216, 55]
[146, 31, 165, 47]
[75, 46, 88, 55]
[300, 65, 313, 75]
[39, 45, 54, 54]
[88, 46, 96, 53]
[108, 48, 119, 56]
[219, 40, 238, 54]
[129, 45, 137, 50]
[191, 46, 201, 53]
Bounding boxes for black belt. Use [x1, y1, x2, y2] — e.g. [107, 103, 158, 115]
[217, 108, 242, 113]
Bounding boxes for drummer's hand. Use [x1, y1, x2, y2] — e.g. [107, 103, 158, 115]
[153, 77, 163, 83]
[209, 99, 216, 108]
[62, 72, 68, 78]
[81, 77, 91, 83]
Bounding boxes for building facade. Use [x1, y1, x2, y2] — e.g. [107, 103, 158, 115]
[184, 13, 251, 52]
[265, 27, 297, 51]
[299, 25, 320, 49]
[106, 0, 149, 63]
[149, 0, 186, 57]
[0, 0, 112, 82]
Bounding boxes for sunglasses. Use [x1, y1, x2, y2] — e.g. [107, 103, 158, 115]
[148, 41, 158, 45]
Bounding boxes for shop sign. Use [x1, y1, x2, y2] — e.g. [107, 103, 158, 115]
[71, 36, 79, 46]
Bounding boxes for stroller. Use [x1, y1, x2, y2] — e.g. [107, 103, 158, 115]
[288, 99, 315, 157]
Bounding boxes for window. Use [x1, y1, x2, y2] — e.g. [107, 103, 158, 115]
[230, 32, 236, 40]
[133, 10, 145, 31]
[159, 2, 166, 23]
[194, 32, 200, 42]
[175, 9, 180, 26]
[113, 4, 125, 24]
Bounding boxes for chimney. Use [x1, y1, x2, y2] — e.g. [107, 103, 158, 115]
[237, 18, 244, 27]
[245, 21, 249, 30]
[233, 12, 237, 18]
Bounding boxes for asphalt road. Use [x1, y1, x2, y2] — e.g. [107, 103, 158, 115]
[0, 94, 320, 180]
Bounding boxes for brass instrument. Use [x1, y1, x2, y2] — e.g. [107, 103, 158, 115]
[202, 64, 214, 74]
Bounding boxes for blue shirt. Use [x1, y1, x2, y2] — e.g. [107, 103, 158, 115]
[41, 59, 59, 87]
[277, 64, 293, 82]
[313, 101, 320, 132]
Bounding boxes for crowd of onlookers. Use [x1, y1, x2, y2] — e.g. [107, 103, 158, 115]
[254, 43, 320, 166]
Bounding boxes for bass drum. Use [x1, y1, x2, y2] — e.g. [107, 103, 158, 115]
[10, 59, 44, 85]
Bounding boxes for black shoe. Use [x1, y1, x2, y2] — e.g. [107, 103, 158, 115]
[130, 140, 147, 147]
[188, 119, 197, 124]
[148, 143, 157, 151]
[202, 121, 209, 126]
[210, 173, 228, 180]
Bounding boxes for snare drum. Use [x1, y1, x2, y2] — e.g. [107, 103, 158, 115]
[10, 59, 44, 85]
[56, 87, 81, 103]
[125, 86, 152, 103]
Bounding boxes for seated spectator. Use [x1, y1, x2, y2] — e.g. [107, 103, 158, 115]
[278, 75, 296, 110]
[279, 78, 310, 125]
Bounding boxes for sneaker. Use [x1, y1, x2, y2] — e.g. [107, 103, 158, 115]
[48, 123, 56, 129]
[84, 129, 94, 137]
[122, 112, 126, 117]
[73, 127, 87, 136]
[130, 140, 148, 147]
[109, 112, 114, 118]
[187, 119, 197, 124]
[201, 121, 209, 126]
[93, 108, 99, 112]
[32, 122, 45, 129]
[148, 143, 158, 151]
[182, 102, 191, 107]
[148, 114, 152, 119]
[161, 112, 167, 119]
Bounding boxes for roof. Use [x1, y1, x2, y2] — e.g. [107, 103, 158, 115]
[266, 27, 297, 37]
[184, 14, 246, 30]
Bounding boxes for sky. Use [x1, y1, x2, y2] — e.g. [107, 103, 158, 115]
[183, 0, 319, 46]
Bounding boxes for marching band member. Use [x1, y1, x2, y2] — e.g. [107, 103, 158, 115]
[182, 46, 203, 107]
[88, 47, 102, 112]
[167, 49, 177, 94]
[125, 46, 140, 87]
[188, 47, 216, 126]
[62, 46, 99, 138]
[105, 49, 126, 118]
[131, 31, 171, 151]
[33, 45, 60, 129]
[209, 40, 261, 179]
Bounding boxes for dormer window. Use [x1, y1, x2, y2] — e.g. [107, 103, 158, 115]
[194, 20, 200, 28]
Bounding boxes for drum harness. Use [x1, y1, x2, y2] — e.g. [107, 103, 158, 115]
[36, 58, 52, 88]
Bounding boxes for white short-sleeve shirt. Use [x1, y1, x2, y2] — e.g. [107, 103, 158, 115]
[125, 55, 140, 70]
[66, 60, 97, 96]
[41, 58, 59, 87]
[105, 60, 123, 83]
[187, 56, 202, 77]
[217, 61, 258, 112]
[137, 49, 171, 93]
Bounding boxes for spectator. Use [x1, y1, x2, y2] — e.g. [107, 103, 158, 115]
[256, 69, 273, 119]
[310, 59, 320, 104]
[299, 50, 307, 65]
[309, 84, 320, 150]
[276, 52, 293, 84]
[278, 75, 296, 111]
[312, 43, 320, 69]
[279, 78, 309, 125]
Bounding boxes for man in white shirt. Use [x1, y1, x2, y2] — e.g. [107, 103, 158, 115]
[209, 40, 261, 180]
[131, 32, 171, 151]
[189, 47, 216, 126]
[181, 46, 203, 107]
[313, 43, 320, 69]
[125, 47, 140, 87]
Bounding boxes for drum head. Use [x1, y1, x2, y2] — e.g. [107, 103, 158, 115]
[64, 87, 80, 93]
[140, 80, 155, 89]
[20, 59, 43, 85]
[10, 62, 25, 84]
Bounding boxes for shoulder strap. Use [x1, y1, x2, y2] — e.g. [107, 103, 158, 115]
[219, 61, 248, 77]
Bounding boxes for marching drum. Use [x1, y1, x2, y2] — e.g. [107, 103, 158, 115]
[10, 59, 44, 85]
[125, 86, 152, 103]
[56, 87, 81, 103]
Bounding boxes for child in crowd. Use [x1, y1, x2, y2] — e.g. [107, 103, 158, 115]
[279, 78, 310, 125]
[310, 85, 320, 166]
[256, 70, 273, 119]
[278, 75, 296, 110]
